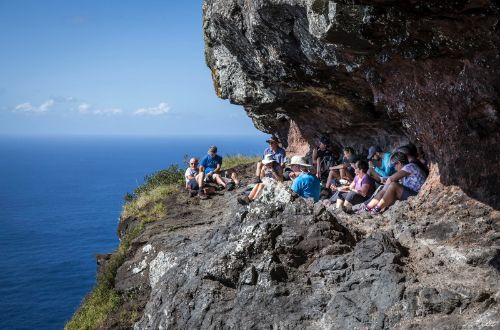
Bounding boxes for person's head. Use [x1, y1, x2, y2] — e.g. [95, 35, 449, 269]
[367, 145, 383, 161]
[266, 137, 279, 150]
[289, 155, 312, 173]
[397, 144, 417, 161]
[390, 151, 409, 171]
[343, 146, 354, 158]
[189, 158, 199, 168]
[262, 154, 277, 169]
[319, 136, 330, 150]
[355, 160, 369, 175]
[208, 145, 218, 158]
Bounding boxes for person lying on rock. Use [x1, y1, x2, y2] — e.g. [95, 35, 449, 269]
[367, 145, 396, 183]
[289, 156, 321, 202]
[238, 154, 283, 205]
[325, 146, 358, 188]
[312, 136, 339, 182]
[361, 151, 428, 214]
[324, 160, 375, 212]
[198, 145, 227, 198]
[254, 136, 287, 183]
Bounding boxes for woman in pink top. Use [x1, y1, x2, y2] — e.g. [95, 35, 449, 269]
[324, 160, 375, 211]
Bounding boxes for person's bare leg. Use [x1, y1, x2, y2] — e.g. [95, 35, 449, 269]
[376, 183, 403, 209]
[255, 161, 263, 177]
[367, 189, 385, 208]
[213, 174, 226, 187]
[196, 173, 204, 190]
[336, 199, 344, 209]
[249, 183, 265, 200]
[344, 200, 353, 211]
[231, 172, 239, 185]
[326, 169, 340, 188]
[248, 183, 263, 200]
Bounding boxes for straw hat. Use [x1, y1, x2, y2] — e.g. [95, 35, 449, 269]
[262, 154, 277, 165]
[289, 155, 312, 167]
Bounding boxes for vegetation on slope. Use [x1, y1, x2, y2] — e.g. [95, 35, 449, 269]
[66, 156, 258, 329]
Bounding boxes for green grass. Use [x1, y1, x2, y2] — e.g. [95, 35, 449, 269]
[66, 157, 256, 329]
[221, 155, 260, 170]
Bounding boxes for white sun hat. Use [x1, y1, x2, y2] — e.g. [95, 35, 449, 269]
[262, 154, 277, 165]
[289, 155, 312, 167]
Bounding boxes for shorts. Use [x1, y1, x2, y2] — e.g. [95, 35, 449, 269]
[187, 178, 199, 190]
[400, 186, 418, 200]
[330, 191, 368, 206]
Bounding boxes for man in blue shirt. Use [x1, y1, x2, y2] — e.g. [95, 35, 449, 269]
[290, 156, 321, 202]
[367, 145, 395, 183]
[255, 137, 287, 181]
[198, 146, 226, 196]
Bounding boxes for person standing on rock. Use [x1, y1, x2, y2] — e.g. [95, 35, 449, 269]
[290, 156, 321, 202]
[254, 136, 287, 183]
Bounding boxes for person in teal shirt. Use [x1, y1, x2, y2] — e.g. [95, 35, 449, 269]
[367, 146, 395, 182]
[290, 156, 321, 202]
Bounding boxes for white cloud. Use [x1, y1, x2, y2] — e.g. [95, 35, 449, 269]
[78, 103, 91, 113]
[134, 102, 170, 116]
[39, 99, 54, 112]
[14, 99, 54, 113]
[92, 108, 122, 116]
[14, 102, 35, 112]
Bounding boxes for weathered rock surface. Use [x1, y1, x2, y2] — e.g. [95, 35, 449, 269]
[203, 0, 500, 208]
[104, 164, 499, 329]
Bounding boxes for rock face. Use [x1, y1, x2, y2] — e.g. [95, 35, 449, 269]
[112, 167, 499, 329]
[203, 0, 500, 208]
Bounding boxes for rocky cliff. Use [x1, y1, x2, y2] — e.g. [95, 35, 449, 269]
[106, 164, 499, 329]
[203, 0, 500, 208]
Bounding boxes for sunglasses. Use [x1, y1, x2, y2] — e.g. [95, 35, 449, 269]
[190, 162, 198, 165]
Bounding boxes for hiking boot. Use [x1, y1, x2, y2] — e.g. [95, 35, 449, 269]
[226, 182, 236, 191]
[370, 207, 382, 215]
[198, 191, 208, 200]
[355, 204, 372, 214]
[237, 195, 251, 205]
[189, 190, 198, 198]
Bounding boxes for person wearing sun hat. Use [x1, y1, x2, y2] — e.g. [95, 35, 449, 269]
[254, 136, 288, 182]
[289, 155, 321, 202]
[238, 154, 283, 205]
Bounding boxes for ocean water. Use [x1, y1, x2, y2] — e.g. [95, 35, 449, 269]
[0, 135, 265, 330]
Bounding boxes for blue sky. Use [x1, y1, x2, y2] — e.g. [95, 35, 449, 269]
[0, 0, 263, 136]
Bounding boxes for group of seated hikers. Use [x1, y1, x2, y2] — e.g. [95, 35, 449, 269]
[185, 136, 428, 215]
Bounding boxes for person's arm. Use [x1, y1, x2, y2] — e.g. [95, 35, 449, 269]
[358, 183, 371, 197]
[316, 157, 322, 178]
[312, 147, 318, 161]
[185, 169, 196, 181]
[386, 169, 409, 185]
[259, 166, 267, 179]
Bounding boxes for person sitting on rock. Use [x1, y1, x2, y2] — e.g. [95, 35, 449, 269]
[325, 160, 375, 212]
[254, 136, 287, 183]
[397, 144, 429, 176]
[185, 157, 202, 195]
[367, 145, 396, 183]
[362, 151, 428, 214]
[289, 155, 321, 202]
[312, 136, 338, 182]
[325, 146, 358, 188]
[238, 154, 283, 205]
[198, 146, 227, 197]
